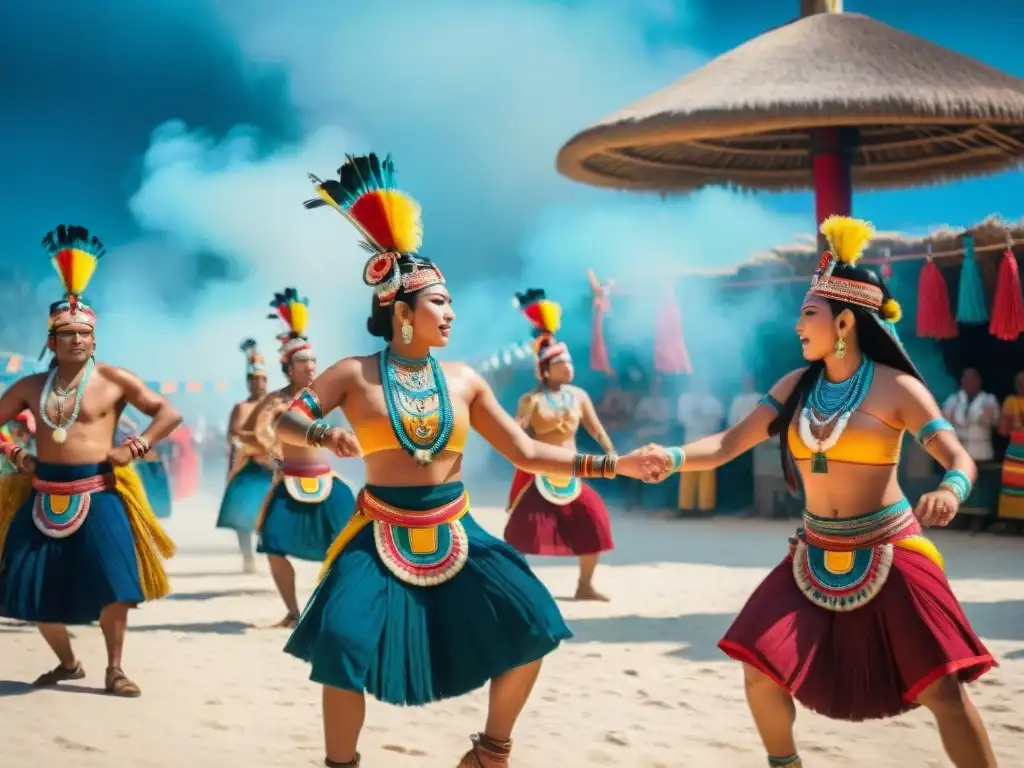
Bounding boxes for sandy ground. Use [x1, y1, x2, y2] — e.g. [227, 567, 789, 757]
[1, 492, 1023, 767]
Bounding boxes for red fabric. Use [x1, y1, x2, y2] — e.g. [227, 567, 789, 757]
[718, 548, 995, 721]
[915, 260, 958, 339]
[989, 249, 1024, 342]
[169, 427, 200, 500]
[504, 469, 614, 556]
[654, 290, 692, 375]
[590, 290, 614, 375]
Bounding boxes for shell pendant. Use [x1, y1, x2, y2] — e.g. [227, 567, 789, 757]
[413, 448, 433, 466]
[52, 426, 68, 444]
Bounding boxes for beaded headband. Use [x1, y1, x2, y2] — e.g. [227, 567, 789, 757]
[304, 153, 442, 308]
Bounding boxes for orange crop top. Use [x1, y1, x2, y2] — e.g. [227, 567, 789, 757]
[352, 403, 470, 457]
[788, 410, 903, 467]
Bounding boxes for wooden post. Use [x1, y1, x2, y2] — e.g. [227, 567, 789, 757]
[800, 0, 842, 14]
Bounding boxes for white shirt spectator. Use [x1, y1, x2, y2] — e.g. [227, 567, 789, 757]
[942, 390, 999, 462]
[729, 391, 764, 427]
[677, 391, 725, 441]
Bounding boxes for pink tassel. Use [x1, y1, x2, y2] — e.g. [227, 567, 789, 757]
[654, 289, 692, 374]
[989, 249, 1024, 342]
[589, 286, 614, 375]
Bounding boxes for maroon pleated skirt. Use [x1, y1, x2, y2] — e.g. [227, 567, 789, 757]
[718, 546, 996, 721]
[504, 469, 614, 556]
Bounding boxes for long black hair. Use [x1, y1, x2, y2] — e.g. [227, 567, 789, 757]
[365, 257, 437, 340]
[767, 262, 923, 491]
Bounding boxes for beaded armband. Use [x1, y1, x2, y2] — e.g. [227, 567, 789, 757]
[290, 387, 324, 421]
[759, 393, 783, 414]
[667, 446, 686, 475]
[305, 419, 332, 448]
[122, 435, 151, 460]
[916, 417, 953, 446]
[573, 453, 618, 480]
[938, 469, 972, 504]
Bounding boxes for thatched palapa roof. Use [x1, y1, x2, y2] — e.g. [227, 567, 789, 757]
[557, 13, 1024, 192]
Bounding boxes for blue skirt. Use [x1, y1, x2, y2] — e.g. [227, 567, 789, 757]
[284, 482, 573, 706]
[1, 462, 145, 625]
[136, 459, 173, 519]
[257, 474, 355, 562]
[216, 461, 274, 532]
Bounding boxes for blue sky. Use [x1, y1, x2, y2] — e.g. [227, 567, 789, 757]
[2, 0, 1022, 379]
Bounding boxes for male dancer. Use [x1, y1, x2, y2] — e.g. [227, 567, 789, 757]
[0, 225, 180, 696]
[215, 339, 273, 573]
[237, 289, 355, 626]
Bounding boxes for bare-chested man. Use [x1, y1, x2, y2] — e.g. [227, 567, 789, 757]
[0, 225, 181, 696]
[237, 290, 355, 626]
[215, 339, 273, 573]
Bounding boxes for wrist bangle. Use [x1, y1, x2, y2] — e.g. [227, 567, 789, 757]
[938, 469, 971, 504]
[573, 453, 616, 479]
[668, 446, 685, 474]
[305, 419, 332, 448]
[122, 435, 150, 460]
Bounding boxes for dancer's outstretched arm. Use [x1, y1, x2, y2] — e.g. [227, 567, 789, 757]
[275, 358, 362, 457]
[465, 365, 659, 481]
[649, 368, 805, 479]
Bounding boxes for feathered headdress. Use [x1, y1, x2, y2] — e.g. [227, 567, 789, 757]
[42, 225, 105, 332]
[810, 216, 902, 324]
[267, 288, 314, 364]
[304, 153, 443, 306]
[515, 288, 570, 378]
[239, 338, 267, 377]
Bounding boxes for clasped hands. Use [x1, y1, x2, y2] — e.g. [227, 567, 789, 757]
[614, 443, 677, 483]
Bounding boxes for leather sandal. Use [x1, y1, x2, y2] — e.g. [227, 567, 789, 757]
[105, 666, 141, 697]
[32, 661, 85, 687]
[456, 733, 512, 767]
[324, 754, 360, 767]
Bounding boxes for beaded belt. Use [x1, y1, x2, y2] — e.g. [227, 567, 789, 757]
[281, 462, 331, 477]
[280, 463, 334, 504]
[801, 499, 920, 551]
[359, 487, 469, 527]
[31, 473, 114, 539]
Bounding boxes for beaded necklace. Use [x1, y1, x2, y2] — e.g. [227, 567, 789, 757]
[39, 357, 95, 444]
[542, 386, 574, 414]
[379, 348, 454, 466]
[797, 357, 874, 474]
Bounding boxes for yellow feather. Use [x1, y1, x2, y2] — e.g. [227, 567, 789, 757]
[537, 300, 562, 334]
[288, 302, 309, 336]
[378, 189, 423, 253]
[820, 216, 874, 266]
[52, 248, 98, 296]
[881, 298, 902, 323]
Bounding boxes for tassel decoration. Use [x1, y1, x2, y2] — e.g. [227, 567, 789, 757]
[586, 269, 614, 375]
[956, 235, 988, 324]
[654, 288, 692, 375]
[989, 248, 1024, 342]
[916, 259, 957, 339]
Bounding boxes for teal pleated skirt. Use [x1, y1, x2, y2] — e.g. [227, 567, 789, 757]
[216, 461, 274, 532]
[257, 474, 355, 562]
[136, 459, 173, 519]
[1, 462, 145, 625]
[284, 482, 573, 706]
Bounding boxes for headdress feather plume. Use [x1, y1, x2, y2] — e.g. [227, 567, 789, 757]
[515, 288, 564, 356]
[267, 288, 309, 337]
[42, 224, 105, 299]
[304, 153, 423, 255]
[820, 215, 874, 266]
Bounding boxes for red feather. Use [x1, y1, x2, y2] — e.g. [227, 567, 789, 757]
[55, 249, 75, 291]
[350, 193, 398, 251]
[278, 305, 292, 325]
[522, 303, 543, 329]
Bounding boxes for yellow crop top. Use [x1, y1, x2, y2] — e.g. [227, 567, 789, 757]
[788, 410, 903, 466]
[352, 403, 470, 457]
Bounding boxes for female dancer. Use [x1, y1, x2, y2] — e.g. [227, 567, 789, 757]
[504, 288, 615, 600]
[215, 339, 274, 572]
[276, 153, 662, 767]
[656, 217, 997, 767]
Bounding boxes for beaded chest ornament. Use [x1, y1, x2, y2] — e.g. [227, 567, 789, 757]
[380, 348, 454, 466]
[797, 357, 874, 474]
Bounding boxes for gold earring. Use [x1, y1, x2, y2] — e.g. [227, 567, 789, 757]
[834, 337, 847, 359]
[401, 320, 414, 345]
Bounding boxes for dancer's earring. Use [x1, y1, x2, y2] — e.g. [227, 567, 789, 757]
[834, 337, 847, 359]
[401, 319, 414, 345]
